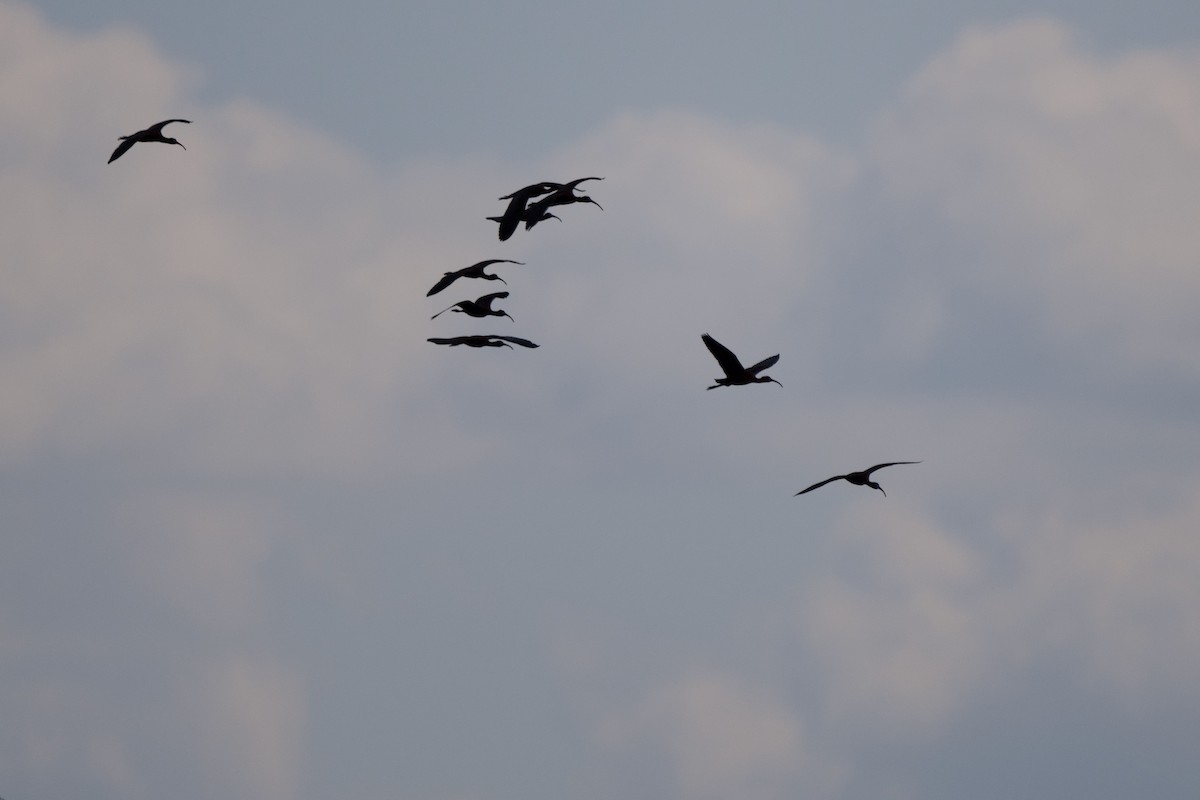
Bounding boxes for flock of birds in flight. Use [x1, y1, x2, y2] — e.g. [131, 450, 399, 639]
[108, 119, 921, 498]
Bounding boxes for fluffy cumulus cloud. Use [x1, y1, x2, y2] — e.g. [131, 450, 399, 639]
[2, 3, 1200, 800]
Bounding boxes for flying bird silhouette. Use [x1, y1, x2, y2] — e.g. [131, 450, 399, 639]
[427, 335, 539, 349]
[108, 119, 191, 163]
[426, 259, 522, 297]
[702, 333, 781, 389]
[794, 462, 921, 497]
[524, 176, 604, 215]
[431, 291, 513, 321]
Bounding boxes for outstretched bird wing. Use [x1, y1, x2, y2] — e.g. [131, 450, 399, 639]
[745, 354, 780, 376]
[862, 461, 921, 476]
[467, 259, 523, 271]
[493, 335, 539, 348]
[427, 337, 468, 346]
[108, 137, 138, 163]
[476, 291, 510, 308]
[563, 176, 604, 189]
[794, 475, 847, 496]
[498, 182, 560, 201]
[426, 272, 460, 297]
[147, 118, 191, 135]
[430, 301, 466, 320]
[492, 197, 530, 240]
[701, 334, 746, 377]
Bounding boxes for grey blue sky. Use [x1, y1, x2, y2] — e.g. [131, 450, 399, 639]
[2, 1, 1200, 799]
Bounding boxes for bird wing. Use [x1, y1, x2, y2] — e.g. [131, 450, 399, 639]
[564, 176, 604, 189]
[468, 259, 523, 270]
[426, 273, 459, 296]
[107, 137, 137, 163]
[148, 118, 191, 134]
[430, 301, 466, 319]
[493, 200, 525, 240]
[477, 291, 509, 307]
[862, 461, 921, 476]
[745, 353, 780, 376]
[701, 334, 745, 376]
[499, 182, 560, 201]
[794, 475, 846, 495]
[428, 337, 467, 345]
[493, 336, 538, 348]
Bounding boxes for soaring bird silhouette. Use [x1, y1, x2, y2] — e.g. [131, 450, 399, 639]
[426, 259, 521, 297]
[794, 462, 921, 497]
[431, 291, 513, 321]
[108, 119, 191, 163]
[524, 177, 603, 223]
[702, 333, 781, 389]
[427, 335, 539, 349]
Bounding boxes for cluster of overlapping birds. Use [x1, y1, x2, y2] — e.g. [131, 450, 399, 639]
[108, 119, 920, 498]
[423, 177, 604, 350]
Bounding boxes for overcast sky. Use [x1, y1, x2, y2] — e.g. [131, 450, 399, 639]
[2, 1, 1200, 799]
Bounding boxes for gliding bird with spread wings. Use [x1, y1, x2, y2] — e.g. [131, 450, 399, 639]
[108, 119, 191, 163]
[794, 462, 921, 497]
[426, 259, 522, 297]
[702, 333, 781, 390]
[431, 291, 513, 321]
[427, 335, 539, 349]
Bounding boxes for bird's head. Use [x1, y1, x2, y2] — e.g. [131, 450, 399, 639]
[578, 196, 604, 210]
[167, 138, 186, 150]
[759, 376, 782, 387]
[866, 481, 886, 496]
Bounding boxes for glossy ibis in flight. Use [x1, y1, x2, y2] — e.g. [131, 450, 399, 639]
[427, 335, 539, 349]
[702, 333, 781, 390]
[431, 291, 513, 321]
[426, 259, 522, 297]
[524, 177, 604, 219]
[794, 462, 921, 497]
[108, 119, 191, 163]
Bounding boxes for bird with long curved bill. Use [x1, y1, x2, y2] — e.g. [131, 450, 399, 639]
[431, 291, 513, 321]
[426, 259, 522, 297]
[427, 335, 539, 349]
[701, 333, 781, 389]
[794, 462, 921, 497]
[523, 177, 604, 219]
[108, 119, 191, 163]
